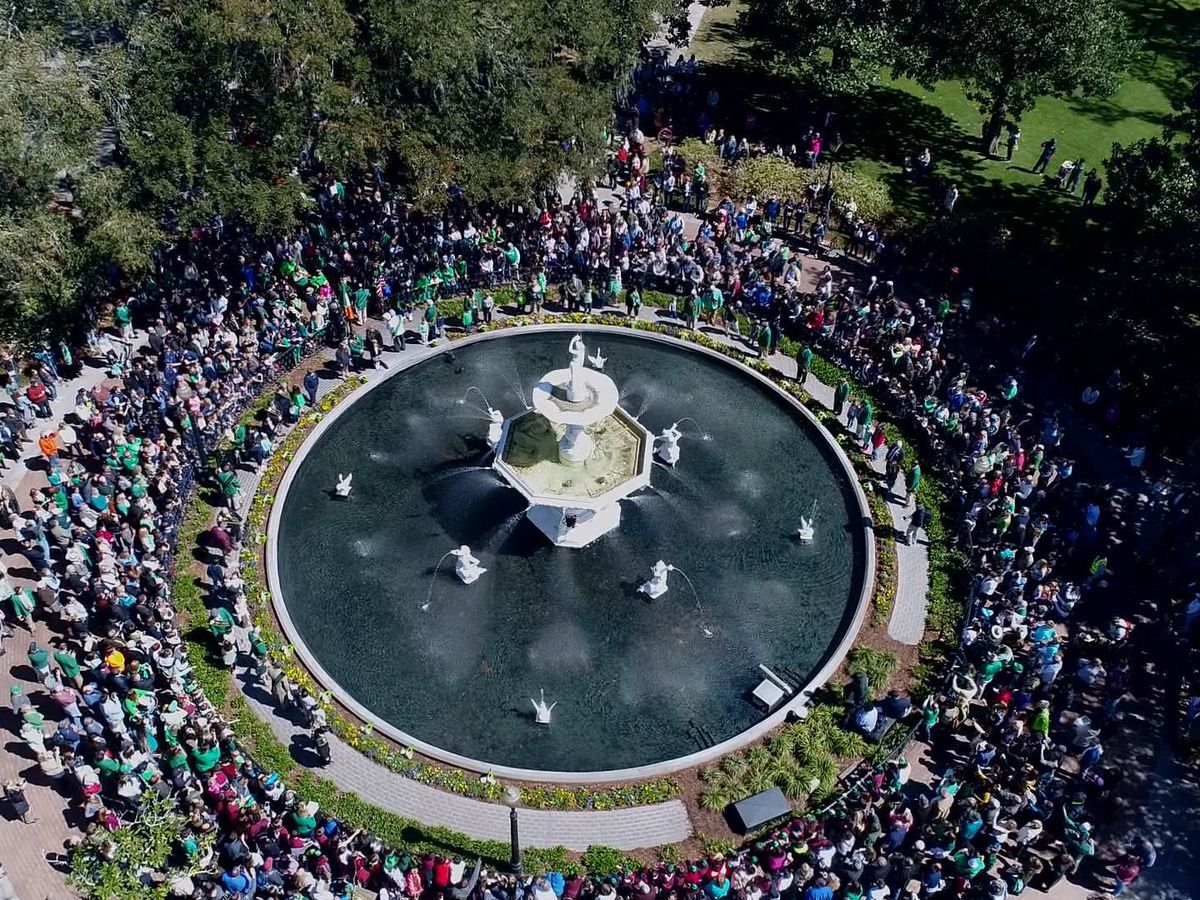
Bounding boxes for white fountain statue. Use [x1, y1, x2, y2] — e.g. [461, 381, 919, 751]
[796, 517, 815, 543]
[640, 559, 671, 599]
[486, 407, 504, 449]
[568, 335, 587, 399]
[451, 544, 486, 584]
[529, 334, 621, 465]
[795, 499, 818, 543]
[656, 422, 683, 466]
[530, 688, 557, 725]
[335, 473, 353, 498]
[492, 333, 654, 548]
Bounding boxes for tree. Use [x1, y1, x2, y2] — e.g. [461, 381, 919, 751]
[908, 0, 1135, 153]
[742, 0, 904, 96]
[1, 0, 681, 338]
[69, 793, 212, 899]
[112, 0, 358, 231]
[0, 31, 159, 342]
[1090, 75, 1200, 449]
[358, 0, 679, 207]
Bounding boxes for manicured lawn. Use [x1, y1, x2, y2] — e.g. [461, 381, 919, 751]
[685, 0, 1199, 221]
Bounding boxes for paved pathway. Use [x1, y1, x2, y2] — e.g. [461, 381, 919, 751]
[239, 679, 694, 850]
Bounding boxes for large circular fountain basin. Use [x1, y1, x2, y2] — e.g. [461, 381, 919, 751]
[268, 326, 874, 781]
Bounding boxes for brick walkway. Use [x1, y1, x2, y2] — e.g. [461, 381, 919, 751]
[0, 341, 147, 898]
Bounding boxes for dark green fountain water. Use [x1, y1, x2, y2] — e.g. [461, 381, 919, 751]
[275, 329, 867, 773]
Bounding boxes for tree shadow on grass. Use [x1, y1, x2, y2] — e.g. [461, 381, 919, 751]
[1118, 0, 1200, 103]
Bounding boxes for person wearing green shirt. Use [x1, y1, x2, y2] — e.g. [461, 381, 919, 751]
[216, 467, 240, 508]
[424, 301, 439, 339]
[114, 301, 133, 341]
[920, 698, 940, 741]
[683, 293, 697, 330]
[607, 270, 622, 305]
[833, 379, 851, 418]
[504, 243, 520, 278]
[27, 641, 50, 677]
[626, 287, 641, 318]
[906, 462, 922, 503]
[530, 271, 546, 313]
[1031, 700, 1051, 738]
[858, 398, 874, 442]
[54, 648, 81, 685]
[953, 849, 985, 879]
[191, 742, 221, 773]
[797, 345, 813, 385]
[756, 321, 772, 358]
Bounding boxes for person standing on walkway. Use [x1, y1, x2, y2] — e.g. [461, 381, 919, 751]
[857, 397, 874, 444]
[3, 778, 36, 824]
[906, 462, 922, 505]
[797, 344, 813, 386]
[834, 378, 850, 418]
[906, 502, 929, 544]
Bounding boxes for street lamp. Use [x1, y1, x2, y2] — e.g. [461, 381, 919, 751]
[504, 785, 523, 874]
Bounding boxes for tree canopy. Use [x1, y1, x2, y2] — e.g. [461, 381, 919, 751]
[1088, 75, 1200, 441]
[0, 0, 680, 342]
[743, 0, 1134, 143]
[742, 0, 905, 96]
[910, 0, 1134, 149]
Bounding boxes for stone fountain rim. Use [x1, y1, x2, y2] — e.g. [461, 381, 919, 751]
[265, 323, 877, 784]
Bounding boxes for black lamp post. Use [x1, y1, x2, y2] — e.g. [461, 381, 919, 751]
[504, 786, 523, 874]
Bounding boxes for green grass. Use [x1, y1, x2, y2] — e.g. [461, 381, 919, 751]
[687, 0, 1199, 221]
[691, 0, 745, 64]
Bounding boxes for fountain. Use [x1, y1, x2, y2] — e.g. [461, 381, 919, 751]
[640, 559, 671, 598]
[451, 544, 486, 584]
[487, 408, 504, 449]
[655, 423, 683, 466]
[530, 688, 557, 725]
[492, 334, 654, 548]
[274, 327, 870, 773]
[335, 473, 353, 498]
[795, 499, 818, 543]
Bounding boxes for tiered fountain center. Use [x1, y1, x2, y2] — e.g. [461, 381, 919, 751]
[492, 334, 654, 548]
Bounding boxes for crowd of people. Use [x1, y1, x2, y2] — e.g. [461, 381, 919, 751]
[0, 71, 1187, 900]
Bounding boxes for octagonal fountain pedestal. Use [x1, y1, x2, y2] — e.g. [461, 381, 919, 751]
[493, 334, 653, 548]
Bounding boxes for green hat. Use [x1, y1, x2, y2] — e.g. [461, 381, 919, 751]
[23, 710, 45, 726]
[10, 685, 21, 694]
